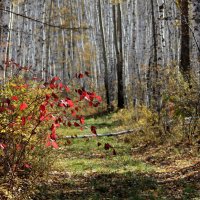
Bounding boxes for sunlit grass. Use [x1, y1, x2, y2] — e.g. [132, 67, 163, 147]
[55, 156, 154, 174]
[53, 114, 154, 175]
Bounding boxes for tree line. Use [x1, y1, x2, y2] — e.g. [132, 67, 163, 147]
[0, 0, 199, 111]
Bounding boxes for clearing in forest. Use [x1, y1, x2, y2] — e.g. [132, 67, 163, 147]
[33, 113, 200, 200]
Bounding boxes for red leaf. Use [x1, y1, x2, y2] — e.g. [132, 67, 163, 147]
[74, 122, 80, 127]
[46, 94, 51, 101]
[65, 86, 70, 92]
[91, 126, 97, 134]
[52, 141, 59, 149]
[66, 99, 74, 107]
[0, 107, 6, 113]
[78, 73, 84, 79]
[63, 111, 66, 114]
[50, 83, 55, 89]
[80, 91, 90, 101]
[80, 116, 85, 125]
[55, 123, 60, 128]
[40, 104, 46, 112]
[3, 98, 11, 105]
[104, 143, 112, 150]
[58, 102, 65, 107]
[27, 115, 32, 120]
[57, 117, 62, 123]
[40, 115, 45, 121]
[93, 102, 100, 107]
[88, 92, 96, 100]
[58, 82, 63, 89]
[24, 163, 31, 169]
[20, 102, 28, 111]
[11, 96, 18, 101]
[45, 140, 51, 147]
[95, 95, 102, 102]
[51, 124, 56, 134]
[50, 103, 54, 108]
[68, 121, 72, 127]
[89, 102, 93, 107]
[71, 110, 76, 117]
[16, 144, 22, 151]
[51, 76, 60, 83]
[21, 116, 26, 126]
[50, 133, 57, 140]
[52, 93, 59, 100]
[76, 73, 84, 79]
[77, 89, 82, 95]
[21, 84, 28, 89]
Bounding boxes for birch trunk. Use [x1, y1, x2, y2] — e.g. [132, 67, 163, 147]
[98, 0, 112, 110]
[45, 0, 53, 82]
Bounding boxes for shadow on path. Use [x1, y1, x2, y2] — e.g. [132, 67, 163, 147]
[33, 168, 200, 200]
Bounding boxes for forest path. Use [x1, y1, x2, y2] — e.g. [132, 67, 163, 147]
[33, 114, 200, 200]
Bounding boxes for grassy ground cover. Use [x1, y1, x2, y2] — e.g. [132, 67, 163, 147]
[33, 113, 200, 200]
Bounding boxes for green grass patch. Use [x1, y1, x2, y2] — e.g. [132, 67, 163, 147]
[54, 136, 154, 174]
[54, 113, 154, 175]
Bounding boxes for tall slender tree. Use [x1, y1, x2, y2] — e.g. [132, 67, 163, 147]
[191, 0, 200, 69]
[0, 0, 10, 83]
[98, 0, 112, 110]
[180, 0, 190, 80]
[45, 0, 53, 82]
[113, 3, 125, 109]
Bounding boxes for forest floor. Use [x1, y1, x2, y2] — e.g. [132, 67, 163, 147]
[33, 113, 200, 200]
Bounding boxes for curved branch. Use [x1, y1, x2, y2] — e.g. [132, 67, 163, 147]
[0, 8, 92, 31]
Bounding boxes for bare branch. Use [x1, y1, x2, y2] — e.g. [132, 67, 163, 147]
[60, 128, 142, 139]
[0, 8, 92, 31]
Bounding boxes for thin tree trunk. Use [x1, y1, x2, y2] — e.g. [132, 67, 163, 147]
[97, 0, 112, 110]
[117, 3, 125, 109]
[0, 0, 10, 83]
[113, 3, 125, 109]
[180, 0, 190, 80]
[191, 0, 200, 76]
[57, 0, 67, 84]
[150, 0, 159, 108]
[45, 0, 53, 82]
